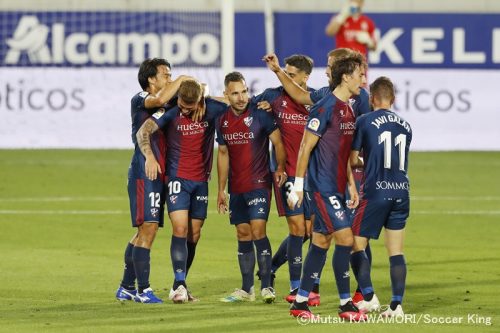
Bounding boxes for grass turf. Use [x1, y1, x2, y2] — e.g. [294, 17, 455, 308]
[0, 150, 499, 332]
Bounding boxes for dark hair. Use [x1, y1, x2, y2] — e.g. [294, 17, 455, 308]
[330, 52, 364, 89]
[370, 76, 395, 102]
[137, 58, 171, 90]
[224, 71, 246, 87]
[178, 80, 202, 104]
[284, 54, 314, 74]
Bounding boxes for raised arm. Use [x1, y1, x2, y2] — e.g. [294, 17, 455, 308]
[217, 144, 229, 214]
[268, 128, 287, 187]
[144, 75, 192, 108]
[136, 118, 162, 180]
[325, 2, 350, 37]
[263, 53, 313, 105]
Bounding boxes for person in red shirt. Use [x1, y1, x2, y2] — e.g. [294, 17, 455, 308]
[325, 0, 377, 59]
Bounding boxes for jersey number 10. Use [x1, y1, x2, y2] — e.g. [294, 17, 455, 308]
[378, 131, 407, 171]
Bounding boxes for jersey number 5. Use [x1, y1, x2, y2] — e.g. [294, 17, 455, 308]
[378, 131, 407, 171]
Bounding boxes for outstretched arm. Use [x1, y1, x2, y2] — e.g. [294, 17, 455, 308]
[144, 75, 193, 108]
[262, 53, 313, 105]
[136, 118, 162, 180]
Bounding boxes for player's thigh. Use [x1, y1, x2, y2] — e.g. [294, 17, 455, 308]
[128, 175, 165, 228]
[166, 178, 191, 214]
[189, 181, 209, 220]
[352, 198, 391, 240]
[307, 191, 351, 235]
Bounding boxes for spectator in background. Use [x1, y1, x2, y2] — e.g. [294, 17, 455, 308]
[325, 0, 377, 59]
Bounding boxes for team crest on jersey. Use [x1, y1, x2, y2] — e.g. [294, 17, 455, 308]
[223, 120, 229, 128]
[339, 109, 345, 117]
[139, 91, 148, 98]
[150, 208, 159, 217]
[305, 105, 311, 111]
[307, 118, 320, 131]
[152, 108, 165, 119]
[170, 195, 178, 204]
[244, 116, 253, 127]
[348, 98, 356, 108]
[281, 100, 287, 107]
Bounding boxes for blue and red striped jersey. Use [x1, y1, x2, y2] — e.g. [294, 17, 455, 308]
[152, 98, 228, 182]
[304, 93, 356, 195]
[311, 86, 371, 118]
[215, 103, 278, 194]
[252, 86, 314, 177]
[351, 109, 412, 199]
[130, 91, 167, 175]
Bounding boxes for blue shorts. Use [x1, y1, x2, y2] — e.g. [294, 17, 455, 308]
[273, 175, 311, 219]
[352, 197, 410, 239]
[305, 191, 351, 235]
[229, 188, 271, 225]
[127, 162, 165, 228]
[166, 178, 209, 220]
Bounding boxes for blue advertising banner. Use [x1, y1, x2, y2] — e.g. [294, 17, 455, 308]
[0, 12, 221, 67]
[1, 12, 498, 68]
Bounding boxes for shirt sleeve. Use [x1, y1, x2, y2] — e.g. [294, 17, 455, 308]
[215, 117, 226, 145]
[151, 105, 175, 129]
[354, 88, 371, 117]
[206, 98, 229, 119]
[258, 109, 278, 136]
[305, 99, 332, 137]
[310, 86, 330, 104]
[351, 116, 365, 151]
[251, 87, 281, 104]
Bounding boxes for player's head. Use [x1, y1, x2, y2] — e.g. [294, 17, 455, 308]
[326, 48, 354, 84]
[283, 54, 314, 89]
[224, 71, 249, 114]
[349, 0, 364, 15]
[138, 58, 172, 91]
[369, 76, 395, 109]
[177, 79, 203, 116]
[330, 52, 366, 95]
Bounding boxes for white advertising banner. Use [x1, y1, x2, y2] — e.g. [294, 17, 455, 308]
[0, 67, 499, 150]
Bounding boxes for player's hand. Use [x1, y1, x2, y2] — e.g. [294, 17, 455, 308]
[257, 101, 272, 113]
[275, 169, 287, 187]
[346, 184, 359, 209]
[145, 156, 162, 181]
[262, 53, 281, 73]
[336, 0, 351, 23]
[217, 190, 228, 214]
[287, 190, 303, 210]
[355, 31, 374, 48]
[192, 98, 206, 122]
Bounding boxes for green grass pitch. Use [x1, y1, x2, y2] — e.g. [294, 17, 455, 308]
[0, 150, 499, 333]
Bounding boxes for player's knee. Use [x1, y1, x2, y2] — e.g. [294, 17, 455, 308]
[188, 231, 201, 243]
[172, 225, 188, 237]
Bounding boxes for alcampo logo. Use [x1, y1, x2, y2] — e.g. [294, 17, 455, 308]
[5, 15, 220, 66]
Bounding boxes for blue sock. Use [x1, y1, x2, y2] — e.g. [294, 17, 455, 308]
[238, 240, 255, 293]
[390, 255, 406, 306]
[287, 234, 303, 290]
[365, 243, 372, 264]
[333, 244, 352, 300]
[186, 241, 197, 277]
[312, 250, 327, 293]
[254, 237, 272, 289]
[354, 243, 373, 293]
[297, 244, 327, 299]
[271, 236, 288, 273]
[132, 246, 150, 293]
[351, 250, 374, 297]
[170, 236, 187, 289]
[120, 242, 136, 290]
